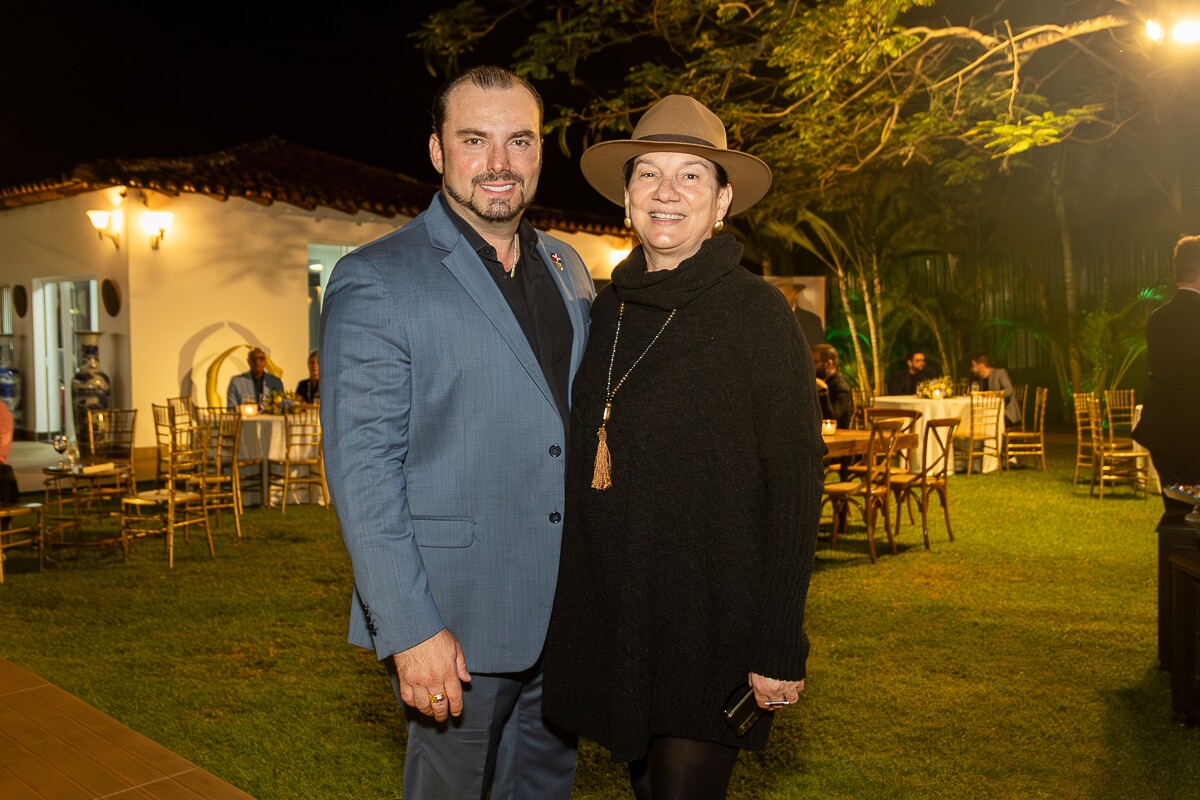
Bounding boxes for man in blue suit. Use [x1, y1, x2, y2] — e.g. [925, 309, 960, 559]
[226, 347, 284, 409]
[320, 66, 594, 799]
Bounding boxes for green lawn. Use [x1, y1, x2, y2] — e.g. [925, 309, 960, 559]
[2, 446, 1198, 799]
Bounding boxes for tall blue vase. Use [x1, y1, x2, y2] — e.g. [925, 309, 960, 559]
[72, 330, 111, 457]
[0, 333, 20, 426]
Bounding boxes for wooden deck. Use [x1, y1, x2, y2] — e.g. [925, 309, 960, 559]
[0, 657, 253, 799]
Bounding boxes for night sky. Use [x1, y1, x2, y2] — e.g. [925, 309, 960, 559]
[3, 6, 613, 216]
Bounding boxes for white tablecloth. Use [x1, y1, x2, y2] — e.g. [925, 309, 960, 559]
[1132, 404, 1161, 493]
[871, 395, 1004, 473]
[239, 415, 324, 506]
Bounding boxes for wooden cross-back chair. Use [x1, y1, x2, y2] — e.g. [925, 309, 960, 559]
[890, 417, 960, 550]
[821, 418, 904, 564]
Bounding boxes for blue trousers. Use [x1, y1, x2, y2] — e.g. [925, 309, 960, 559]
[393, 660, 577, 800]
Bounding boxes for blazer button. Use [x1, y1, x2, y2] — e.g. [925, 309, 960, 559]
[549, 444, 562, 457]
[549, 511, 562, 524]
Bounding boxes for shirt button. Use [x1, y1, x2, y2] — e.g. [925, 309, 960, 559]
[549, 444, 562, 457]
[549, 512, 562, 524]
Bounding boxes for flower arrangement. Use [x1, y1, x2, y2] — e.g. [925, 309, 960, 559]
[263, 389, 303, 415]
[916, 377, 954, 400]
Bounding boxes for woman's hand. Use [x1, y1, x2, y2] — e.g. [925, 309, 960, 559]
[749, 671, 804, 709]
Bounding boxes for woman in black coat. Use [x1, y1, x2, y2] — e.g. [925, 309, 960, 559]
[542, 95, 825, 800]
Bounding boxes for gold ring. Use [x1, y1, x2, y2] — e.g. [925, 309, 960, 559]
[429, 692, 446, 703]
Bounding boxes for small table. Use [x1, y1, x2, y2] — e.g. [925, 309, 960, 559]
[42, 464, 133, 548]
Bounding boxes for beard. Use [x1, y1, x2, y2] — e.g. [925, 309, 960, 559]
[444, 170, 535, 224]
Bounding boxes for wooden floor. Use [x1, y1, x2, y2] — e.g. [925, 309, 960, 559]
[0, 657, 254, 799]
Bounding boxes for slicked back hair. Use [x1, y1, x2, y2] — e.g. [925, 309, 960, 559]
[1173, 235, 1200, 283]
[431, 65, 544, 139]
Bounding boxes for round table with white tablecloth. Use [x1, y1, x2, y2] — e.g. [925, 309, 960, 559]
[870, 394, 1003, 473]
[238, 414, 325, 506]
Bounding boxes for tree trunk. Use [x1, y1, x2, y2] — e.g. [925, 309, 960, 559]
[1050, 153, 1082, 394]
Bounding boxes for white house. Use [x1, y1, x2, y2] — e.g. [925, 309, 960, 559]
[0, 137, 631, 457]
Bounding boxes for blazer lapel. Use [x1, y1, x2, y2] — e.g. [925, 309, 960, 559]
[536, 237, 589, 385]
[426, 198, 558, 412]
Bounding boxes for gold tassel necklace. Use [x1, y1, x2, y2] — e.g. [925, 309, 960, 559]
[592, 302, 677, 490]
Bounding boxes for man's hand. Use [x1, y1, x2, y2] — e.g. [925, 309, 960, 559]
[393, 629, 471, 722]
[749, 671, 804, 710]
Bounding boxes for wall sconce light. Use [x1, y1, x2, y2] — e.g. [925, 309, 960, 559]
[141, 211, 174, 249]
[85, 209, 121, 249]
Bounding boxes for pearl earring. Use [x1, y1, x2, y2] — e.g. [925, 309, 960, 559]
[623, 216, 632, 229]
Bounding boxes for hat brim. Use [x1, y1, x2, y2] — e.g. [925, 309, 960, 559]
[580, 140, 773, 217]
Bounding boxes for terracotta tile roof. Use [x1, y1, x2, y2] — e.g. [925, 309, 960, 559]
[0, 136, 626, 236]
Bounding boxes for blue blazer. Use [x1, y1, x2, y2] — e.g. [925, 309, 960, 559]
[227, 372, 284, 409]
[320, 195, 594, 673]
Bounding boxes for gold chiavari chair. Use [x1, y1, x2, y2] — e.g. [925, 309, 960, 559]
[190, 408, 243, 541]
[1004, 387, 1048, 471]
[267, 406, 330, 512]
[954, 391, 1003, 476]
[0, 502, 44, 582]
[1084, 395, 1147, 499]
[1104, 388, 1137, 449]
[1072, 392, 1097, 485]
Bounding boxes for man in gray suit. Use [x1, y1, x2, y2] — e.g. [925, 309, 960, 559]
[320, 66, 594, 799]
[970, 353, 1021, 426]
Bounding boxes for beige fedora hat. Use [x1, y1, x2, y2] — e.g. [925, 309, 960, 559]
[580, 95, 773, 216]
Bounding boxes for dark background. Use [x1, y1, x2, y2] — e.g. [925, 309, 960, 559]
[3, 6, 614, 216]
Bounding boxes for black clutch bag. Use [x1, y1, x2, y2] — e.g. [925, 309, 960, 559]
[722, 685, 764, 737]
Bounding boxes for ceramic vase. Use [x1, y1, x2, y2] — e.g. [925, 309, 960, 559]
[71, 330, 111, 457]
[0, 333, 20, 425]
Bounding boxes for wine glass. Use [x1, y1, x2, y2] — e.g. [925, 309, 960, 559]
[51, 433, 68, 469]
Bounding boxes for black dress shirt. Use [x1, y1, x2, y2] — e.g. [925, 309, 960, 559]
[440, 195, 574, 432]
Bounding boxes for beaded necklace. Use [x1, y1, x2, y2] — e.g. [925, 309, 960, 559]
[591, 301, 677, 490]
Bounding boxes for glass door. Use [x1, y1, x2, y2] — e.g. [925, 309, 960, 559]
[32, 277, 97, 437]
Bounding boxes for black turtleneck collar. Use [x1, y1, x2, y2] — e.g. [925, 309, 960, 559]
[610, 234, 744, 310]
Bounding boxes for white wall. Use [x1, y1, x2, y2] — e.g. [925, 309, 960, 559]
[0, 187, 640, 449]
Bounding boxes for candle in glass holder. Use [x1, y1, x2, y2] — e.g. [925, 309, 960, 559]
[821, 419, 837, 436]
[240, 402, 259, 417]
[933, 388, 944, 399]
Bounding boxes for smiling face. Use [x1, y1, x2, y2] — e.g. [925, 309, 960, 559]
[429, 83, 541, 234]
[624, 151, 733, 271]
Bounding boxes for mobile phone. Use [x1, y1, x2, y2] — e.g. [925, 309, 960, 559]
[722, 686, 763, 737]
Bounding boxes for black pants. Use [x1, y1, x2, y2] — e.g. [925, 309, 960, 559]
[629, 737, 740, 800]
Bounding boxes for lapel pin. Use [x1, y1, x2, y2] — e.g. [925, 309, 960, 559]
[550, 252, 564, 271]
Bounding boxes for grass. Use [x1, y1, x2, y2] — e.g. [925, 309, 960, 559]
[2, 444, 1198, 799]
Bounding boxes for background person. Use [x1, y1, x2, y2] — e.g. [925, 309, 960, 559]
[543, 94, 823, 800]
[1133, 234, 1200, 511]
[970, 353, 1021, 426]
[813, 343, 854, 429]
[295, 350, 320, 403]
[886, 350, 930, 395]
[226, 347, 284, 409]
[321, 66, 593, 799]
[768, 277, 824, 347]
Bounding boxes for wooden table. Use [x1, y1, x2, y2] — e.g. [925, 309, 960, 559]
[823, 429, 918, 459]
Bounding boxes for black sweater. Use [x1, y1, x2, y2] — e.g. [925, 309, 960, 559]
[542, 235, 825, 760]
